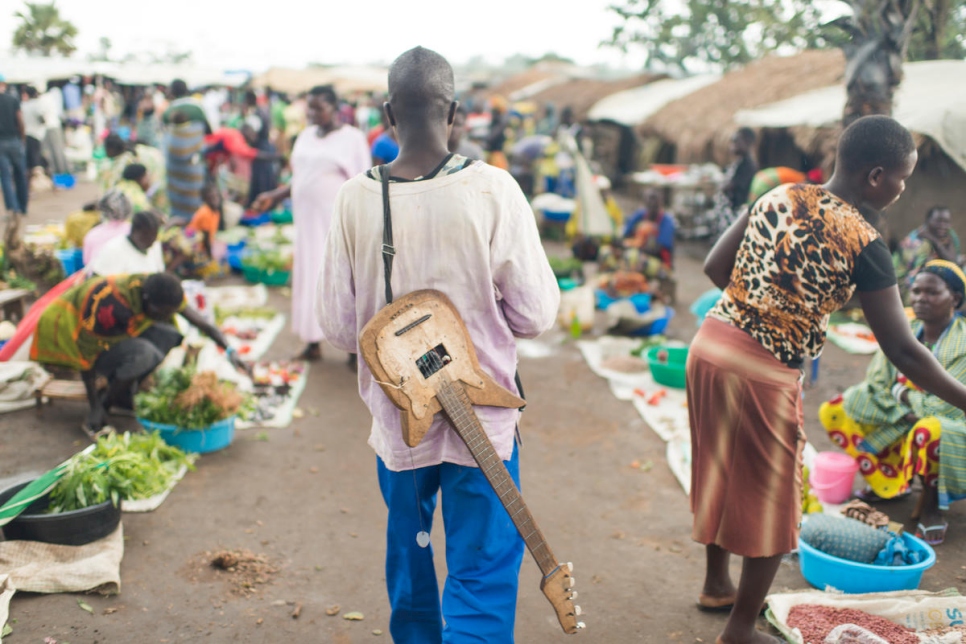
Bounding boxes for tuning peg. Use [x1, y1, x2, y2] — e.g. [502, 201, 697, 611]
[566, 562, 574, 572]
[571, 591, 578, 599]
[575, 605, 582, 616]
[577, 622, 586, 629]
[569, 577, 575, 588]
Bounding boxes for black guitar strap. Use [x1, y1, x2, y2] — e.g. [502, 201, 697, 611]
[378, 163, 526, 417]
[380, 164, 394, 306]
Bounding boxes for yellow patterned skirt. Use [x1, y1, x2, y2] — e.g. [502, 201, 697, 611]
[819, 395, 942, 499]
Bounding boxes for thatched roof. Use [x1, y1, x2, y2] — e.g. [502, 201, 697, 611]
[639, 50, 845, 164]
[485, 65, 573, 101]
[527, 73, 665, 122]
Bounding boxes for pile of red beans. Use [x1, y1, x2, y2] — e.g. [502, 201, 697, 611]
[787, 605, 919, 644]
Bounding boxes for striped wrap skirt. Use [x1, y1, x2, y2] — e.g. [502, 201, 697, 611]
[686, 317, 806, 558]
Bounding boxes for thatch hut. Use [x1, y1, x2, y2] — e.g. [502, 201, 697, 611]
[735, 59, 966, 243]
[526, 73, 664, 123]
[638, 50, 846, 166]
[586, 75, 721, 181]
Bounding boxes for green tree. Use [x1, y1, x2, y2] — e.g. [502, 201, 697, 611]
[11, 1, 78, 57]
[606, 0, 830, 73]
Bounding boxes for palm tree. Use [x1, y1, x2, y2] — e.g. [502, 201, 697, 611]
[11, 1, 78, 57]
[830, 0, 921, 126]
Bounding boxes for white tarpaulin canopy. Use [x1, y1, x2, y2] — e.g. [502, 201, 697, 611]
[251, 66, 388, 96]
[587, 75, 721, 126]
[0, 56, 248, 87]
[735, 60, 966, 172]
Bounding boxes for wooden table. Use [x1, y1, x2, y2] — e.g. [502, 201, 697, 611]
[0, 288, 31, 324]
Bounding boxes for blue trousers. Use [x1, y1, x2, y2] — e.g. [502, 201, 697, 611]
[0, 138, 29, 214]
[377, 444, 524, 643]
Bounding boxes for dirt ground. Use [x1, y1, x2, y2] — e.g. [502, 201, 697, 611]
[1, 183, 963, 643]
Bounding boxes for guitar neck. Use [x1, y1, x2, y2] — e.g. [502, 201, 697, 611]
[437, 380, 559, 577]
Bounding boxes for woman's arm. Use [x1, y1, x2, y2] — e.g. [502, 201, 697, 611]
[703, 210, 749, 289]
[860, 286, 966, 412]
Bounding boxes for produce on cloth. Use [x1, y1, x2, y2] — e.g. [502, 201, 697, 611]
[135, 367, 244, 430]
[787, 605, 918, 644]
[241, 247, 293, 272]
[46, 431, 196, 513]
[630, 335, 668, 357]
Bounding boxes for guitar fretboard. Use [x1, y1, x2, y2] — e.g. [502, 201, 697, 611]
[437, 379, 558, 576]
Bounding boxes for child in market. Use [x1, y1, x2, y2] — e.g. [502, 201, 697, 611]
[186, 183, 223, 260]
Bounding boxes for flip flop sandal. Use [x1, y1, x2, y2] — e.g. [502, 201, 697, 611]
[916, 521, 948, 546]
[81, 423, 116, 441]
[696, 595, 768, 615]
[696, 594, 736, 612]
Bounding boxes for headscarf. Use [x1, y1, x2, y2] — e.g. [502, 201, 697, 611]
[97, 189, 133, 222]
[921, 259, 966, 306]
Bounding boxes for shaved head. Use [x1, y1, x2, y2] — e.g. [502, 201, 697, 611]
[387, 46, 455, 124]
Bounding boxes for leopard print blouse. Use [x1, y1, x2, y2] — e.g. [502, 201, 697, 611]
[709, 184, 886, 366]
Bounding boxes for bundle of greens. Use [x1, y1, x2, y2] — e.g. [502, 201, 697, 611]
[47, 431, 196, 513]
[242, 247, 292, 273]
[135, 367, 244, 430]
[548, 256, 584, 279]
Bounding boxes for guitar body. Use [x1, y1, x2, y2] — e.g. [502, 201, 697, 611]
[359, 289, 583, 634]
[359, 289, 525, 448]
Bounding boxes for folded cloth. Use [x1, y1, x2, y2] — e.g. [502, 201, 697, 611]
[874, 532, 925, 566]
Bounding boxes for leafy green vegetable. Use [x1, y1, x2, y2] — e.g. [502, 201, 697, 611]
[548, 256, 583, 278]
[242, 247, 292, 272]
[134, 367, 243, 429]
[213, 305, 278, 326]
[46, 431, 196, 513]
[630, 335, 669, 357]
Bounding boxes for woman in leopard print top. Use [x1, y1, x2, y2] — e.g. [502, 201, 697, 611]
[687, 116, 966, 644]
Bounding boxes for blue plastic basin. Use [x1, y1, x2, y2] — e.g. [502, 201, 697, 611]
[55, 248, 84, 275]
[139, 416, 236, 454]
[798, 532, 936, 593]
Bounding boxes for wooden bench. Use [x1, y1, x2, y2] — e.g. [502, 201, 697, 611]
[35, 379, 88, 411]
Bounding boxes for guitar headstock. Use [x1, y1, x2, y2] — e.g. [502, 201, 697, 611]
[541, 562, 585, 634]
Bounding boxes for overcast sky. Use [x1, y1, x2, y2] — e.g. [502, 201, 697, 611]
[0, 0, 645, 70]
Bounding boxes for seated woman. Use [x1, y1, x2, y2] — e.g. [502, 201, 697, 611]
[99, 134, 167, 210]
[86, 211, 165, 277]
[30, 272, 248, 436]
[894, 206, 962, 303]
[820, 260, 966, 545]
[114, 163, 153, 214]
[621, 189, 675, 271]
[82, 190, 133, 266]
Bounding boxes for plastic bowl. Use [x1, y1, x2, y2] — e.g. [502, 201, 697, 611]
[139, 416, 236, 454]
[542, 209, 572, 223]
[646, 345, 688, 389]
[52, 173, 76, 189]
[596, 290, 652, 312]
[0, 480, 121, 546]
[625, 306, 675, 337]
[270, 210, 293, 225]
[798, 532, 936, 593]
[239, 212, 271, 227]
[258, 268, 291, 286]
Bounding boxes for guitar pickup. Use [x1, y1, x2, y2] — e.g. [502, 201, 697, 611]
[416, 344, 452, 379]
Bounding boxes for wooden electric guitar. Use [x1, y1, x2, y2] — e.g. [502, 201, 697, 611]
[359, 289, 584, 635]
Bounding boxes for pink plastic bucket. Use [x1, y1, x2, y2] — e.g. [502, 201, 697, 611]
[810, 451, 859, 504]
